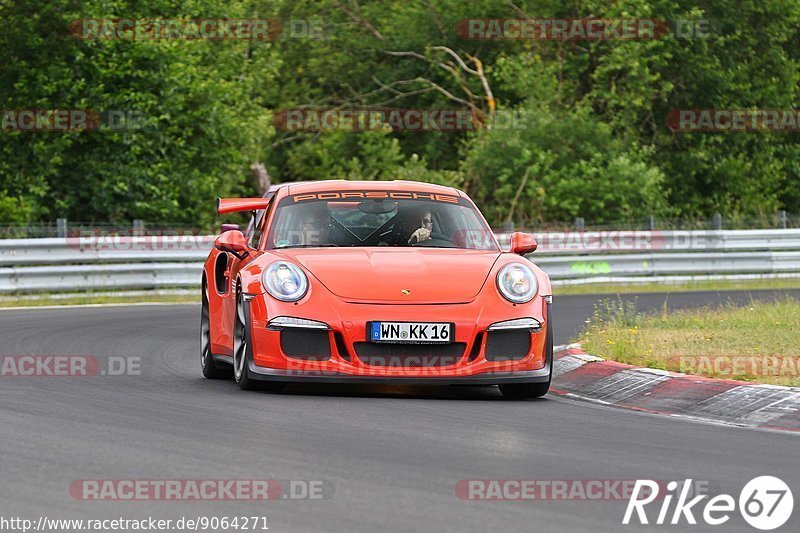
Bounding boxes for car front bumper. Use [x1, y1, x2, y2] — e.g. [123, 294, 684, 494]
[241, 293, 552, 383]
[245, 358, 552, 384]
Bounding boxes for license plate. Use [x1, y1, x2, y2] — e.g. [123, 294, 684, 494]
[369, 321, 453, 344]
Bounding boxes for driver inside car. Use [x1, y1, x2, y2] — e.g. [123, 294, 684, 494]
[407, 210, 433, 244]
[298, 205, 331, 246]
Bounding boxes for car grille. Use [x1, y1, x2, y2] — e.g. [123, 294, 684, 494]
[353, 342, 466, 367]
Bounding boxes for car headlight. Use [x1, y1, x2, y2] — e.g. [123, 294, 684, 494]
[496, 263, 537, 303]
[263, 261, 308, 302]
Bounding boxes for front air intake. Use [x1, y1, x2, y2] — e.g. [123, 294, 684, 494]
[280, 329, 332, 361]
[484, 330, 530, 361]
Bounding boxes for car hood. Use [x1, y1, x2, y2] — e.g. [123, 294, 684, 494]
[275, 248, 501, 304]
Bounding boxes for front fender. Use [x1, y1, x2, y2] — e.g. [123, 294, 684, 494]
[238, 258, 267, 294]
[528, 262, 552, 297]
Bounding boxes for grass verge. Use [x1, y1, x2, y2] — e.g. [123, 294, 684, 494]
[581, 297, 800, 387]
[0, 291, 197, 308]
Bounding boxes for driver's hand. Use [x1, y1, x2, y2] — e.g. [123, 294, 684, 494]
[408, 227, 431, 244]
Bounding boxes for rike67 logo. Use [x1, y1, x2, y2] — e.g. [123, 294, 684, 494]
[624, 476, 793, 530]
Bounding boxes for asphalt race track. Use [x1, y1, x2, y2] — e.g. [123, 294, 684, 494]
[1, 290, 798, 532]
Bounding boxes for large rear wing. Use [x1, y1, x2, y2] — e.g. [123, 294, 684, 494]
[216, 197, 271, 215]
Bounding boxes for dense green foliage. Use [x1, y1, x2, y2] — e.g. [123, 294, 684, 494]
[1, 0, 798, 227]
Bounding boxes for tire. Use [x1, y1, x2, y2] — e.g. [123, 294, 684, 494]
[201, 279, 227, 379]
[232, 285, 285, 393]
[499, 308, 553, 399]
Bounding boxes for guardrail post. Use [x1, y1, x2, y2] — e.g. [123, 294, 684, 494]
[711, 213, 722, 230]
[779, 210, 787, 229]
[645, 215, 655, 231]
[56, 218, 68, 238]
[575, 217, 585, 231]
[133, 219, 144, 236]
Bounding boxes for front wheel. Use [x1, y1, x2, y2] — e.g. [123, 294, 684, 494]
[201, 280, 226, 379]
[498, 380, 550, 399]
[232, 287, 285, 392]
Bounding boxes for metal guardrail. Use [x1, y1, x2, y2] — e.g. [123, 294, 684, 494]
[0, 236, 214, 266]
[0, 263, 200, 293]
[1, 229, 800, 293]
[494, 229, 800, 253]
[534, 251, 800, 279]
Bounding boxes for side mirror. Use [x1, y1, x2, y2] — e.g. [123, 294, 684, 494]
[509, 232, 537, 255]
[221, 223, 241, 233]
[214, 230, 249, 260]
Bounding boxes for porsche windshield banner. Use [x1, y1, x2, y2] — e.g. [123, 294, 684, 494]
[288, 191, 461, 204]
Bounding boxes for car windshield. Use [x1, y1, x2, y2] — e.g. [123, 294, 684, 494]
[268, 191, 498, 251]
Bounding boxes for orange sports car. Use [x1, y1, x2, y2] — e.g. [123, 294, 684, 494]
[201, 180, 553, 398]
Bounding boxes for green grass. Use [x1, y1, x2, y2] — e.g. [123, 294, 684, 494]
[555, 277, 800, 295]
[581, 297, 800, 387]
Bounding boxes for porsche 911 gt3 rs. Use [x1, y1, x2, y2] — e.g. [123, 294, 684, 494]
[201, 180, 553, 398]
